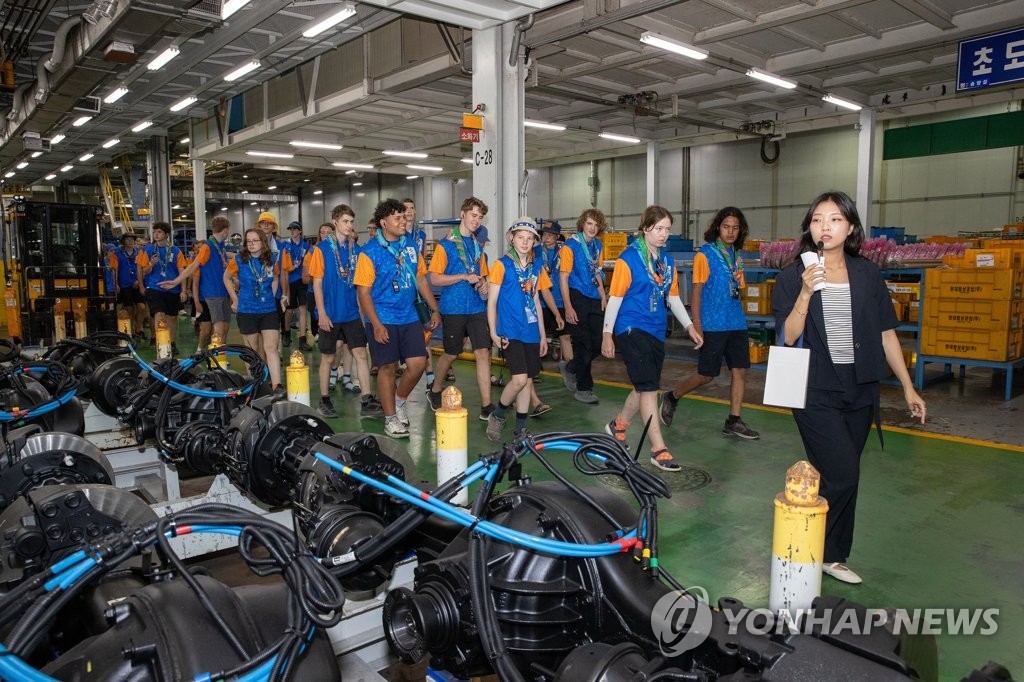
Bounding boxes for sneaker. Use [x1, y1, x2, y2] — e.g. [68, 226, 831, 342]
[650, 448, 681, 472]
[659, 391, 678, 427]
[317, 397, 337, 418]
[822, 562, 862, 584]
[298, 339, 312, 352]
[604, 418, 629, 448]
[171, 342, 179, 356]
[574, 390, 599, 404]
[282, 332, 291, 347]
[272, 384, 286, 400]
[426, 388, 442, 412]
[479, 404, 495, 422]
[723, 417, 760, 440]
[385, 417, 410, 438]
[395, 401, 410, 427]
[360, 395, 384, 417]
[512, 427, 532, 442]
[485, 412, 506, 442]
[558, 360, 577, 393]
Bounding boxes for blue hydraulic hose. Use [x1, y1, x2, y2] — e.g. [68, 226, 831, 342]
[128, 347, 266, 399]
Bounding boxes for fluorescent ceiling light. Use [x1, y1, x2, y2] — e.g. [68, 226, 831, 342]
[73, 116, 92, 127]
[31, 151, 43, 158]
[224, 60, 261, 82]
[132, 120, 154, 132]
[16, 161, 28, 169]
[61, 164, 74, 172]
[79, 153, 94, 161]
[267, 185, 277, 190]
[332, 162, 374, 169]
[313, 190, 323, 195]
[3, 172, 13, 178]
[639, 32, 708, 61]
[384, 150, 428, 159]
[407, 164, 442, 172]
[599, 132, 642, 144]
[242, 174, 248, 178]
[302, 4, 357, 38]
[148, 45, 180, 71]
[344, 170, 355, 175]
[181, 137, 190, 144]
[352, 182, 362, 187]
[45, 174, 57, 180]
[246, 150, 294, 159]
[524, 120, 565, 131]
[221, 0, 251, 20]
[303, 179, 310, 182]
[461, 158, 473, 164]
[50, 133, 66, 145]
[102, 138, 120, 148]
[251, 201, 257, 205]
[112, 165, 119, 169]
[822, 94, 863, 111]
[406, 175, 419, 179]
[241, 190, 248, 194]
[172, 204, 181, 209]
[104, 86, 129, 103]
[170, 96, 197, 112]
[289, 140, 343, 150]
[746, 68, 797, 90]
[221, 207, 228, 211]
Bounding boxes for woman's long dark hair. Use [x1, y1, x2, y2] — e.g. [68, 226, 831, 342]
[796, 190, 864, 260]
[637, 205, 672, 234]
[703, 207, 748, 250]
[240, 228, 273, 266]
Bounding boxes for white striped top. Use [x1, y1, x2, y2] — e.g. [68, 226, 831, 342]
[821, 283, 855, 364]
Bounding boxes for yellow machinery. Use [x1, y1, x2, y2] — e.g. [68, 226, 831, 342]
[2, 200, 113, 345]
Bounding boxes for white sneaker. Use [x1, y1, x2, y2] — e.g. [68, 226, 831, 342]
[395, 401, 410, 426]
[822, 562, 862, 584]
[384, 417, 409, 438]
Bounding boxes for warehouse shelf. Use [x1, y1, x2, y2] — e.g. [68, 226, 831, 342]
[915, 355, 1023, 402]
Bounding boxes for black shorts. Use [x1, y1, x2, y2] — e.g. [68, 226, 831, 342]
[616, 328, 665, 392]
[502, 340, 541, 378]
[542, 307, 566, 337]
[441, 312, 490, 355]
[365, 321, 429, 366]
[318, 318, 367, 353]
[287, 283, 306, 309]
[116, 286, 144, 306]
[145, 289, 181, 316]
[237, 310, 281, 335]
[196, 298, 211, 323]
[697, 329, 751, 377]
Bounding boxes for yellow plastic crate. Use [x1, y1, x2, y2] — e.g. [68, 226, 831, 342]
[919, 326, 1023, 361]
[748, 341, 769, 364]
[922, 298, 1023, 331]
[963, 248, 1023, 269]
[743, 298, 771, 315]
[600, 232, 629, 248]
[924, 268, 1023, 301]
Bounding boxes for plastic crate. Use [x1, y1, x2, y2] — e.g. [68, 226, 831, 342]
[963, 248, 1023, 269]
[924, 268, 1023, 300]
[919, 326, 1023, 361]
[922, 298, 1023, 331]
[748, 341, 769, 364]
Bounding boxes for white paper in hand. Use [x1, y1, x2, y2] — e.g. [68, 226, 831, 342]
[763, 345, 811, 409]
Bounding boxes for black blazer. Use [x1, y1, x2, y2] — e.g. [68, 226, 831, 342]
[772, 254, 899, 392]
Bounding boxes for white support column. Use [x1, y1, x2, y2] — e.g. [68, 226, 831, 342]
[646, 141, 660, 207]
[146, 136, 172, 226]
[472, 23, 525, 259]
[856, 108, 877, 227]
[421, 175, 434, 223]
[192, 159, 207, 241]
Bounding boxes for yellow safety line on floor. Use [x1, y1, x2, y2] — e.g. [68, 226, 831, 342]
[537, 371, 1024, 454]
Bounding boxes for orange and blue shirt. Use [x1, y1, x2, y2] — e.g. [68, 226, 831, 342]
[193, 238, 230, 299]
[353, 234, 427, 326]
[137, 244, 188, 292]
[488, 253, 552, 344]
[308, 236, 360, 324]
[227, 252, 281, 314]
[607, 243, 680, 340]
[693, 242, 746, 331]
[559, 234, 604, 300]
[429, 232, 489, 315]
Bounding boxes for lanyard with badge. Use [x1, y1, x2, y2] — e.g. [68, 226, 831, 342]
[711, 240, 742, 298]
[208, 238, 227, 268]
[508, 249, 540, 324]
[376, 233, 415, 292]
[542, 244, 560, 276]
[573, 233, 601, 287]
[248, 253, 274, 301]
[330, 235, 356, 284]
[633, 239, 673, 312]
[448, 229, 481, 275]
[122, 247, 138, 277]
[154, 245, 173, 278]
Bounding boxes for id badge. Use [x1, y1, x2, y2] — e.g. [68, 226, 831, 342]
[525, 306, 538, 324]
[649, 290, 659, 312]
[392, 280, 400, 293]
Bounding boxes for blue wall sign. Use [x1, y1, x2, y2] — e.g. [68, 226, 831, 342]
[957, 27, 1024, 93]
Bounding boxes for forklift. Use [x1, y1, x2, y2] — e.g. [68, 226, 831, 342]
[2, 200, 115, 346]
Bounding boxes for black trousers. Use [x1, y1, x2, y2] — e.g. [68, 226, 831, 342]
[792, 364, 876, 564]
[566, 289, 603, 392]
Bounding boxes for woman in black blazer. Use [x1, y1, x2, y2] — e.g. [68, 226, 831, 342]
[772, 190, 926, 585]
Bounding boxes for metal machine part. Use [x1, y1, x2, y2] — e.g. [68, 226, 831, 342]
[0, 428, 113, 512]
[0, 366, 84, 434]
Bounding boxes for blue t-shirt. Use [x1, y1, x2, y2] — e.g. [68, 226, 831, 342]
[314, 236, 360, 323]
[197, 238, 230, 300]
[233, 252, 279, 315]
[560, 234, 603, 300]
[113, 247, 138, 288]
[609, 244, 676, 340]
[696, 242, 746, 332]
[354, 235, 423, 326]
[431, 234, 487, 316]
[489, 254, 550, 344]
[408, 227, 427, 258]
[535, 244, 564, 309]
[141, 244, 184, 292]
[283, 238, 312, 283]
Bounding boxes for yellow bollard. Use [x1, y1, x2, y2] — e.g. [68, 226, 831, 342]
[769, 461, 829, 618]
[285, 350, 310, 405]
[209, 333, 229, 368]
[117, 312, 132, 347]
[436, 386, 468, 506]
[155, 319, 173, 359]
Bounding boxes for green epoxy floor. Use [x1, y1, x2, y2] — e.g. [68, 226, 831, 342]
[164, 328, 1023, 681]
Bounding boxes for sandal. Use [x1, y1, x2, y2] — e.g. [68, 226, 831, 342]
[445, 369, 457, 382]
[604, 418, 629, 449]
[342, 378, 360, 394]
[650, 449, 681, 472]
[531, 403, 551, 417]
